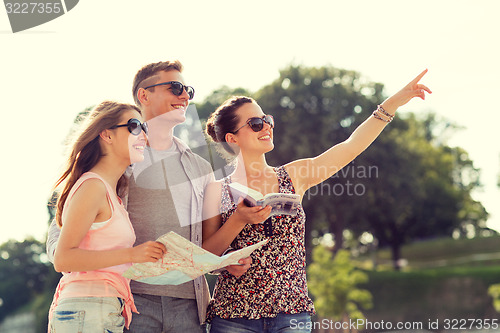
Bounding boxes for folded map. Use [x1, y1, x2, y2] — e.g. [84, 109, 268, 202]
[123, 231, 268, 285]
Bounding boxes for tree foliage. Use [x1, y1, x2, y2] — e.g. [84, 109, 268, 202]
[0, 238, 59, 325]
[356, 113, 489, 268]
[308, 245, 372, 326]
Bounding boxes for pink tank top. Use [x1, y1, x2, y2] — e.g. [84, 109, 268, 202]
[49, 172, 138, 328]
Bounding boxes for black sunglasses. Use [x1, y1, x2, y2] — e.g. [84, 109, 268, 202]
[233, 115, 274, 133]
[143, 81, 195, 100]
[110, 118, 148, 136]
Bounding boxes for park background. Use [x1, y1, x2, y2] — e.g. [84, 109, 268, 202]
[1, 1, 500, 332]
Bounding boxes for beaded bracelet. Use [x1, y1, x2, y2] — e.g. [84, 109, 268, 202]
[372, 110, 391, 123]
[377, 105, 395, 121]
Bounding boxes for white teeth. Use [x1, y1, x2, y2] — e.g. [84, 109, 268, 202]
[172, 105, 185, 109]
[259, 135, 271, 140]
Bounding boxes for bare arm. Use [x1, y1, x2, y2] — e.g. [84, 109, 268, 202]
[286, 69, 432, 197]
[53, 179, 165, 273]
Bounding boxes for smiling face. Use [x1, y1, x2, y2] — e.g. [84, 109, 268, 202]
[111, 109, 147, 165]
[141, 70, 190, 125]
[228, 102, 274, 155]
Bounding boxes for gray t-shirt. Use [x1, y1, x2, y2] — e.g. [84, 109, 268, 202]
[128, 142, 195, 299]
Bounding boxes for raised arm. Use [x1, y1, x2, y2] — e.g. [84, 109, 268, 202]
[54, 179, 165, 272]
[286, 69, 432, 197]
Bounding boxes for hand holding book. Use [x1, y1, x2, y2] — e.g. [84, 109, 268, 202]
[228, 182, 301, 218]
[231, 200, 272, 225]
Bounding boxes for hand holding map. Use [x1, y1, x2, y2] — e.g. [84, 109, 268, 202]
[123, 231, 268, 285]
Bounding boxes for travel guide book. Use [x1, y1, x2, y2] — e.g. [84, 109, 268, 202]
[228, 182, 301, 217]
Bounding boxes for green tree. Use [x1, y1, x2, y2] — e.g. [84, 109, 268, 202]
[357, 113, 489, 268]
[0, 238, 57, 324]
[194, 85, 252, 122]
[308, 246, 372, 330]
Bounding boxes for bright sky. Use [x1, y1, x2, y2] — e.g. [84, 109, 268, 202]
[1, 0, 499, 244]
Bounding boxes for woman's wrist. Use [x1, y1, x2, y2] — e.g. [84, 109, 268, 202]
[126, 247, 134, 263]
[380, 99, 398, 116]
[228, 210, 248, 229]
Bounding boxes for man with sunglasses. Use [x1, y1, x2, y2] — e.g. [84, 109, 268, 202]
[47, 60, 246, 332]
[125, 60, 213, 333]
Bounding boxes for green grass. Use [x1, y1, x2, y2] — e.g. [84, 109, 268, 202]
[359, 266, 500, 325]
[355, 235, 500, 270]
[347, 237, 500, 327]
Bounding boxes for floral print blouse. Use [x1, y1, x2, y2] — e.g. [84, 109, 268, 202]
[206, 166, 315, 321]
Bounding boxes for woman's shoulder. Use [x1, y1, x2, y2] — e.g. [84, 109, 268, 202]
[64, 176, 109, 214]
[276, 163, 308, 196]
[72, 176, 107, 198]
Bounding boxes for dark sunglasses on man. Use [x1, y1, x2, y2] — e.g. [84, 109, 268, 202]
[232, 115, 274, 133]
[110, 118, 149, 136]
[144, 81, 195, 100]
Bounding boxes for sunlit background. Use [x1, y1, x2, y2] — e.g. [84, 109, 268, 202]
[1, 0, 499, 244]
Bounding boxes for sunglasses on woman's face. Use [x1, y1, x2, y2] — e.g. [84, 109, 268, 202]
[144, 81, 195, 100]
[110, 118, 148, 136]
[233, 115, 274, 133]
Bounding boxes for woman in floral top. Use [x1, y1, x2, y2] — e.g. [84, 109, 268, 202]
[202, 70, 431, 332]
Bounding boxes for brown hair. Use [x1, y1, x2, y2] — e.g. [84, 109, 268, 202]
[205, 96, 255, 155]
[132, 60, 183, 106]
[53, 101, 142, 227]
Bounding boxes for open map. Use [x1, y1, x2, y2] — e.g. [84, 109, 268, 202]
[122, 231, 268, 285]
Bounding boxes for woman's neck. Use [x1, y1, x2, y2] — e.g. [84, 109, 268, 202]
[233, 152, 273, 183]
[89, 157, 128, 191]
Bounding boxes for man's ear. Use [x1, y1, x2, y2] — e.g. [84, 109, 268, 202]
[99, 129, 113, 144]
[137, 88, 149, 106]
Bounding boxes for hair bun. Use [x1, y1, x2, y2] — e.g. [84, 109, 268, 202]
[205, 119, 218, 142]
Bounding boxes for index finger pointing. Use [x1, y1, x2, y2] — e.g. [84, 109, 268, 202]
[409, 69, 428, 85]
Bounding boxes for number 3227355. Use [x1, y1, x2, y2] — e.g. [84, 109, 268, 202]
[5, 2, 63, 14]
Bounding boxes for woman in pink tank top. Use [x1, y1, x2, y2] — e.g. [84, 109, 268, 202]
[48, 101, 166, 332]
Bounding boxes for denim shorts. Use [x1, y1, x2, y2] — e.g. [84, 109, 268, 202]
[50, 296, 125, 333]
[209, 312, 312, 333]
